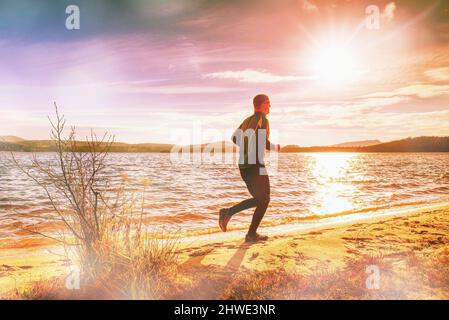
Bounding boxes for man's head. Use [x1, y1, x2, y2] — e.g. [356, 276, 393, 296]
[253, 94, 270, 115]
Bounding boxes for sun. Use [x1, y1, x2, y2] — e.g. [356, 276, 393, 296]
[307, 40, 365, 86]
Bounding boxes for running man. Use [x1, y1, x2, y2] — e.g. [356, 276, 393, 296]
[219, 94, 280, 242]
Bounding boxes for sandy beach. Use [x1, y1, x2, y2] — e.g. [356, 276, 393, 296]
[1, 202, 449, 299]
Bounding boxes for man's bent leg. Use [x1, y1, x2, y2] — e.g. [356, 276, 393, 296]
[219, 167, 258, 232]
[227, 198, 258, 215]
[223, 167, 259, 216]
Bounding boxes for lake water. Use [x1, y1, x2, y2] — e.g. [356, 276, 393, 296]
[1, 152, 449, 238]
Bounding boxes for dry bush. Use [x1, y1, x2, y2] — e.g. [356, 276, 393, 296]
[11, 104, 180, 299]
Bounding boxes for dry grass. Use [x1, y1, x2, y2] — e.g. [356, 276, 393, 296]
[81, 223, 182, 299]
[6, 219, 183, 300]
[6, 245, 449, 300]
[220, 252, 449, 300]
[220, 267, 377, 300]
[416, 251, 449, 291]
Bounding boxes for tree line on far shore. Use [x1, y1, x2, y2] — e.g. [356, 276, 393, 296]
[1, 135, 449, 153]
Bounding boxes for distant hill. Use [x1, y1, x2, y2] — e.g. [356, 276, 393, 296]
[363, 136, 449, 152]
[1, 136, 448, 153]
[280, 145, 304, 153]
[0, 137, 174, 153]
[280, 137, 449, 153]
[331, 139, 382, 147]
[107, 142, 174, 153]
[0, 135, 25, 143]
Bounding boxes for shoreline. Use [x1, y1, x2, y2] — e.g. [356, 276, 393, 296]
[2, 199, 448, 245]
[1, 201, 449, 298]
[176, 200, 449, 244]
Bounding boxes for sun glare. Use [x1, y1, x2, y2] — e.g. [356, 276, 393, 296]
[307, 40, 366, 86]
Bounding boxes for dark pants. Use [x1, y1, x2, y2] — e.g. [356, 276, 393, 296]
[227, 165, 270, 235]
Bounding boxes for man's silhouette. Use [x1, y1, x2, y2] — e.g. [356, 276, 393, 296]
[219, 94, 280, 242]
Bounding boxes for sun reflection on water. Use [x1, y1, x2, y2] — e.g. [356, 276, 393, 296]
[309, 153, 357, 215]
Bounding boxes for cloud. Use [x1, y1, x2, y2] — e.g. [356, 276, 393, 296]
[204, 69, 313, 83]
[345, 109, 449, 136]
[382, 2, 396, 21]
[275, 96, 406, 127]
[115, 85, 247, 95]
[424, 67, 449, 82]
[272, 104, 449, 144]
[364, 84, 449, 99]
